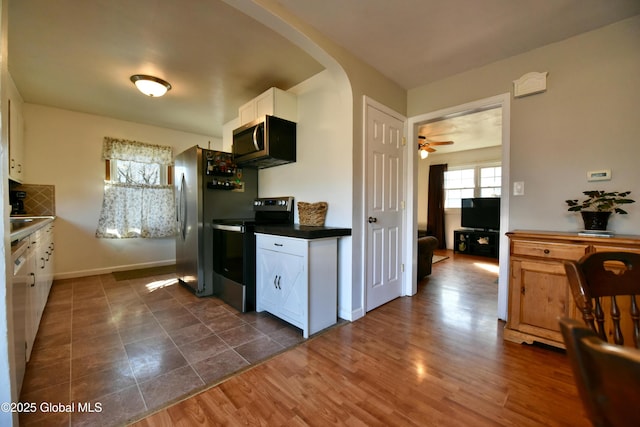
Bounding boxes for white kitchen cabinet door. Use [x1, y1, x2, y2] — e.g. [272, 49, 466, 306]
[8, 97, 25, 182]
[256, 248, 282, 313]
[238, 101, 257, 127]
[274, 251, 306, 327]
[237, 87, 297, 126]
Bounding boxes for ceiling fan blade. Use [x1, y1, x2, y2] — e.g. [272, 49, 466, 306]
[424, 146, 436, 152]
[418, 135, 426, 139]
[428, 140, 454, 146]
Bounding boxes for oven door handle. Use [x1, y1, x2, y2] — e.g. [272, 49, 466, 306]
[212, 223, 245, 233]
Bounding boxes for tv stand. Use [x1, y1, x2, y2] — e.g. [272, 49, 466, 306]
[454, 229, 499, 258]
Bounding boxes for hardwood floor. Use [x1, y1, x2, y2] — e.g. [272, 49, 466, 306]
[132, 251, 590, 427]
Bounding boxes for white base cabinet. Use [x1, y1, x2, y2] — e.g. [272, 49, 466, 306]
[256, 233, 338, 338]
[25, 221, 55, 360]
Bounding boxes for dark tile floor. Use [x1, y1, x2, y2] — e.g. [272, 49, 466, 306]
[19, 272, 306, 426]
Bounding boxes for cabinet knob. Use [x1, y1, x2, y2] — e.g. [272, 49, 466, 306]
[543, 249, 550, 254]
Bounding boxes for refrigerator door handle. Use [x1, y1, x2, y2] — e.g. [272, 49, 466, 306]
[176, 176, 180, 222]
[179, 173, 187, 240]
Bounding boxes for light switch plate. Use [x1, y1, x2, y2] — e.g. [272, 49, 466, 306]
[513, 181, 525, 196]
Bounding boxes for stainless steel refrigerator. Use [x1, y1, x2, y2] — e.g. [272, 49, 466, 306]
[175, 146, 257, 297]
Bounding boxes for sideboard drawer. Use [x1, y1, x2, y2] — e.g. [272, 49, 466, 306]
[511, 241, 589, 261]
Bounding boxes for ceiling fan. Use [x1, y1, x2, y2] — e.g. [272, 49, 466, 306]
[417, 136, 454, 158]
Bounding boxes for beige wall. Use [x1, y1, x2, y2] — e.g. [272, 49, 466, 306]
[409, 15, 640, 235]
[22, 104, 219, 278]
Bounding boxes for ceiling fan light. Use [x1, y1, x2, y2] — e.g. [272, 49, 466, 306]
[420, 149, 429, 159]
[130, 74, 171, 97]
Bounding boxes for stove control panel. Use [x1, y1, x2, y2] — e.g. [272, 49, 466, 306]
[254, 197, 294, 212]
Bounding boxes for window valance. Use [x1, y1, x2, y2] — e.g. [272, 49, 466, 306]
[102, 137, 173, 165]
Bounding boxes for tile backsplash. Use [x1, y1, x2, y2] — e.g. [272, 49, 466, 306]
[13, 184, 56, 216]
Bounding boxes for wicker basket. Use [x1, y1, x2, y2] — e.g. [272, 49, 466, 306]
[297, 201, 328, 226]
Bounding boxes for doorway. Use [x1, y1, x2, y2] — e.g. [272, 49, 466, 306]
[407, 93, 511, 320]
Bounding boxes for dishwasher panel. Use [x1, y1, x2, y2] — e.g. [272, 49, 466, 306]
[11, 239, 29, 395]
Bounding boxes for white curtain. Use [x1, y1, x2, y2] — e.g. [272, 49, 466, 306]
[96, 138, 175, 238]
[102, 137, 173, 164]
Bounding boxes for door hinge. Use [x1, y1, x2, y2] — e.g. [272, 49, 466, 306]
[402, 137, 406, 146]
[401, 200, 405, 210]
[401, 263, 405, 272]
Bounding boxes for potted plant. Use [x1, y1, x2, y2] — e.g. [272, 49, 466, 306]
[565, 190, 635, 230]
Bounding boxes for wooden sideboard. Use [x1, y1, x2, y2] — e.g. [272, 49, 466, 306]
[504, 230, 640, 349]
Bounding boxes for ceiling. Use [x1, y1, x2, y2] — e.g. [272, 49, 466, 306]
[418, 108, 502, 155]
[8, 0, 640, 140]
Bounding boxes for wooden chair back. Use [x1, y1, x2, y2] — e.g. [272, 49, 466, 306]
[564, 251, 640, 348]
[559, 318, 640, 427]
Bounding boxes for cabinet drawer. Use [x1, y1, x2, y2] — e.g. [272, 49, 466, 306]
[511, 240, 588, 261]
[256, 234, 307, 255]
[592, 245, 640, 255]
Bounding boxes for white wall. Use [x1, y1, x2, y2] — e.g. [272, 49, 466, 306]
[409, 16, 640, 236]
[22, 104, 221, 278]
[418, 145, 502, 249]
[258, 70, 354, 320]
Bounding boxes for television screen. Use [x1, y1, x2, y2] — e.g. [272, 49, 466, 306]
[461, 197, 500, 230]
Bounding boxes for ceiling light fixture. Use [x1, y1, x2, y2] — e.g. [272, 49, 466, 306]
[130, 74, 172, 97]
[418, 141, 429, 159]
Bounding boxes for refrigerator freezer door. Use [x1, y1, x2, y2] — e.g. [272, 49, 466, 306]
[175, 146, 210, 295]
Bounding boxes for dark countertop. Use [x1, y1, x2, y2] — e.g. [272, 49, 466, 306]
[255, 224, 352, 239]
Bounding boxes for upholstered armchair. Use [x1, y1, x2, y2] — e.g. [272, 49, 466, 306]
[418, 236, 439, 279]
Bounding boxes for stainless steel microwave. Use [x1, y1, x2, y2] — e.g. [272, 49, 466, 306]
[232, 115, 296, 169]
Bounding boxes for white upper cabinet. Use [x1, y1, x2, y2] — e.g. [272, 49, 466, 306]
[238, 87, 297, 126]
[8, 75, 26, 183]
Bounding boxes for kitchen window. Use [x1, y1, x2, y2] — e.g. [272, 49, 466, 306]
[444, 164, 501, 208]
[96, 137, 175, 238]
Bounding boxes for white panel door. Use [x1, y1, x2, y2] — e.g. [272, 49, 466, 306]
[366, 103, 404, 311]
